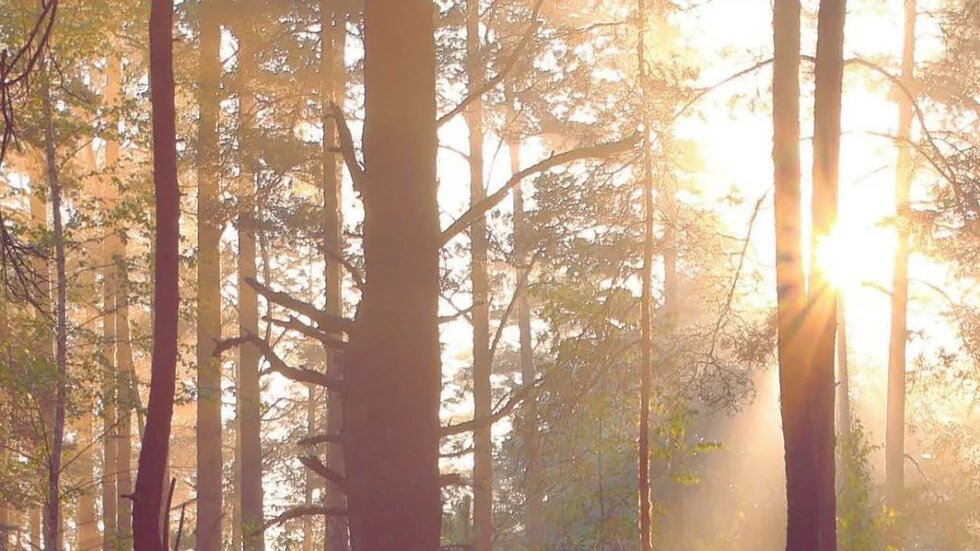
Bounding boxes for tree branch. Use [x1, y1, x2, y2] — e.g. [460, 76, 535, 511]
[255, 505, 348, 534]
[436, 0, 544, 127]
[327, 102, 365, 193]
[298, 455, 347, 491]
[440, 378, 544, 437]
[215, 334, 342, 391]
[263, 315, 348, 350]
[245, 276, 354, 335]
[440, 133, 640, 246]
[297, 433, 343, 447]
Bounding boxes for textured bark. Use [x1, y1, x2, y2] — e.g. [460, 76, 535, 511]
[40, 63, 68, 551]
[319, 3, 349, 549]
[116, 266, 135, 548]
[235, 22, 265, 550]
[885, 0, 916, 526]
[772, 1, 818, 549]
[467, 1, 493, 549]
[343, 1, 441, 548]
[196, 0, 224, 548]
[101, 54, 121, 551]
[809, 0, 846, 548]
[637, 1, 654, 549]
[132, 0, 180, 547]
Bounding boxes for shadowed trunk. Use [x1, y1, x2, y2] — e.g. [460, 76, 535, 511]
[808, 0, 846, 548]
[132, 0, 180, 547]
[343, 1, 441, 549]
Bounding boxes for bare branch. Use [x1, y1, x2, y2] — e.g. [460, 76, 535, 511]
[440, 378, 544, 437]
[439, 472, 472, 487]
[440, 133, 640, 246]
[436, 0, 545, 127]
[263, 315, 348, 350]
[298, 455, 347, 491]
[254, 505, 347, 535]
[327, 102, 365, 192]
[245, 276, 354, 335]
[297, 433, 343, 447]
[215, 334, 342, 391]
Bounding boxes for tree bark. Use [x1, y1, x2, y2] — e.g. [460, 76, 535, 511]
[772, 1, 820, 549]
[101, 54, 122, 551]
[510, 135, 543, 550]
[885, 0, 916, 529]
[132, 0, 181, 547]
[196, 0, 224, 548]
[343, 1, 441, 549]
[235, 22, 265, 551]
[836, 298, 850, 437]
[466, 1, 493, 549]
[809, 0, 847, 548]
[637, 1, 654, 549]
[40, 61, 68, 551]
[319, 3, 349, 549]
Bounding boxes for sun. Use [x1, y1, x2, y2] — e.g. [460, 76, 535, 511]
[814, 220, 897, 292]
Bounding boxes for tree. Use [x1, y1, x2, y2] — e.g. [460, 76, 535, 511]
[885, 0, 916, 529]
[467, 0, 494, 549]
[809, 0, 847, 547]
[195, 0, 224, 547]
[132, 0, 180, 547]
[342, 1, 442, 548]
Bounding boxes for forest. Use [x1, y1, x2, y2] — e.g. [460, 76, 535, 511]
[0, 0, 977, 549]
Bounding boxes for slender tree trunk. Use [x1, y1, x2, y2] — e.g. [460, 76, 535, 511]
[74, 145, 101, 551]
[319, 4, 349, 550]
[40, 62, 68, 551]
[235, 24, 265, 551]
[101, 54, 122, 551]
[196, 0, 224, 548]
[510, 136, 543, 550]
[772, 1, 818, 549]
[809, 1, 846, 548]
[885, 0, 916, 529]
[343, 1, 441, 548]
[466, 1, 493, 549]
[637, 1, 654, 549]
[836, 298, 850, 437]
[116, 269, 134, 548]
[30, 509, 40, 550]
[132, 0, 181, 547]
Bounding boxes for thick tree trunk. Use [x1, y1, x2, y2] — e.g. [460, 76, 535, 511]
[343, 2, 441, 549]
[467, 1, 493, 549]
[637, 1, 654, 549]
[196, 0, 224, 548]
[235, 25, 265, 551]
[319, 4, 349, 549]
[885, 0, 916, 527]
[40, 63, 68, 551]
[772, 1, 820, 550]
[101, 54, 122, 551]
[809, 0, 846, 548]
[132, 0, 181, 547]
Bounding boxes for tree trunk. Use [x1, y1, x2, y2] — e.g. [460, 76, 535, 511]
[196, 0, 224, 548]
[637, 1, 654, 549]
[772, 1, 818, 549]
[836, 298, 850, 438]
[510, 136, 543, 550]
[132, 0, 181, 547]
[319, 4, 349, 550]
[116, 267, 135, 548]
[40, 61, 68, 551]
[101, 53, 122, 551]
[466, 1, 493, 549]
[809, 0, 846, 548]
[235, 23, 265, 551]
[343, 1, 441, 549]
[885, 0, 916, 529]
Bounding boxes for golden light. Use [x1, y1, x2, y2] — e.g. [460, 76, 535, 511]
[814, 219, 898, 292]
